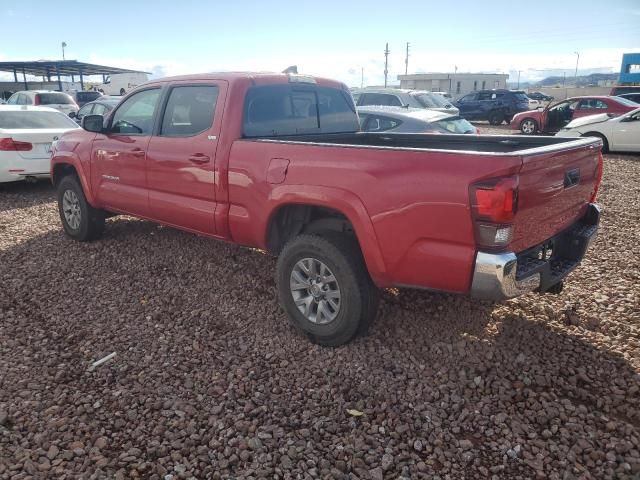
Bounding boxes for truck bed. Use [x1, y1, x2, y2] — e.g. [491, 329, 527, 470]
[253, 132, 599, 154]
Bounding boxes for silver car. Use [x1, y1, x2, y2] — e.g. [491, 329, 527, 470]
[357, 106, 477, 134]
[352, 88, 459, 115]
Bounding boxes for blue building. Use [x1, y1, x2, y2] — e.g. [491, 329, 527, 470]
[619, 53, 640, 85]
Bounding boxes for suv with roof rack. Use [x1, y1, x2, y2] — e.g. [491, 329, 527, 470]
[454, 89, 530, 125]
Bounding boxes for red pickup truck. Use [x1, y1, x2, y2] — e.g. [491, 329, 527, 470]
[51, 72, 602, 346]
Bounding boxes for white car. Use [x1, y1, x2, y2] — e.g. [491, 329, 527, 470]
[528, 98, 541, 109]
[0, 105, 80, 183]
[92, 72, 149, 96]
[556, 107, 640, 153]
[6, 90, 79, 116]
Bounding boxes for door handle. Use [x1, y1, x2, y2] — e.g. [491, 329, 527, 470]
[131, 148, 145, 157]
[188, 154, 210, 164]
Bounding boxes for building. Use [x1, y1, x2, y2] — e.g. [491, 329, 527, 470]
[397, 73, 509, 97]
[619, 53, 640, 85]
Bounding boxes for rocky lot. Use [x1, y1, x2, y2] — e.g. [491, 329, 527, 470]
[1, 152, 639, 479]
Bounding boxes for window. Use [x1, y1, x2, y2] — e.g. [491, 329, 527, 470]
[7, 94, 18, 105]
[477, 92, 493, 101]
[37, 93, 75, 105]
[110, 88, 160, 135]
[76, 92, 102, 104]
[76, 104, 94, 119]
[425, 116, 475, 134]
[359, 93, 403, 107]
[456, 81, 461, 94]
[243, 84, 358, 137]
[363, 115, 401, 132]
[579, 99, 608, 110]
[626, 64, 640, 73]
[458, 93, 475, 103]
[473, 81, 478, 91]
[160, 85, 218, 136]
[358, 114, 369, 129]
[482, 81, 486, 90]
[0, 111, 78, 129]
[414, 93, 450, 108]
[92, 104, 108, 116]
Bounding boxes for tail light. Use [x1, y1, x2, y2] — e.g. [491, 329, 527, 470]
[470, 176, 519, 248]
[34, 94, 41, 106]
[0, 138, 33, 151]
[590, 152, 603, 203]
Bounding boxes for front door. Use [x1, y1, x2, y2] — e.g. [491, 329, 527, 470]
[457, 93, 479, 118]
[146, 82, 226, 234]
[91, 88, 162, 217]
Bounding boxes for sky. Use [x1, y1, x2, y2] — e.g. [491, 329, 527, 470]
[1, 0, 639, 87]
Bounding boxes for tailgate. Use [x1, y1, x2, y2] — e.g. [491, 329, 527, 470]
[511, 140, 600, 252]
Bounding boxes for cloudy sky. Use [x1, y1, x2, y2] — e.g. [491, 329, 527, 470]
[1, 0, 639, 86]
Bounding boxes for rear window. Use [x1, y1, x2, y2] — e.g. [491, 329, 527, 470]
[414, 93, 450, 108]
[430, 116, 476, 134]
[0, 111, 78, 129]
[615, 96, 640, 107]
[76, 92, 101, 103]
[37, 93, 75, 105]
[243, 84, 358, 137]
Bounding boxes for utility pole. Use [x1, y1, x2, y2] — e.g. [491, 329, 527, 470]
[574, 51, 580, 84]
[61, 41, 67, 60]
[384, 43, 390, 88]
[517, 70, 522, 89]
[361, 66, 364, 88]
[405, 42, 410, 75]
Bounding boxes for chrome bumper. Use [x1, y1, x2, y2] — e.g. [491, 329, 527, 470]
[471, 203, 600, 301]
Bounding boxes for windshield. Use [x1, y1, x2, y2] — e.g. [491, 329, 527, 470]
[0, 111, 79, 129]
[615, 96, 640, 107]
[243, 84, 358, 137]
[429, 116, 476, 134]
[514, 92, 530, 102]
[414, 92, 451, 108]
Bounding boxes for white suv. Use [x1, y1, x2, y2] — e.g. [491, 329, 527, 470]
[6, 91, 79, 116]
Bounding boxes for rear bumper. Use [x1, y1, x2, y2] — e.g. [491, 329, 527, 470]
[471, 203, 600, 301]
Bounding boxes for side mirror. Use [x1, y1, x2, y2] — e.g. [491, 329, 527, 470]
[68, 111, 76, 118]
[82, 114, 104, 133]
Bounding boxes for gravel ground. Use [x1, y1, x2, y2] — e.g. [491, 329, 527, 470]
[1, 152, 639, 480]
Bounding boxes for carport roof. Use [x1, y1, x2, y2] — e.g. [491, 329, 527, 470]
[0, 60, 150, 77]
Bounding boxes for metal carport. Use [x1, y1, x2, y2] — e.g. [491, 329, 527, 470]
[0, 60, 150, 91]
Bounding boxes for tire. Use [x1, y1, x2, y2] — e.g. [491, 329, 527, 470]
[582, 132, 609, 153]
[504, 115, 513, 125]
[276, 233, 378, 347]
[520, 118, 538, 135]
[488, 111, 504, 126]
[120, 88, 126, 96]
[57, 175, 105, 241]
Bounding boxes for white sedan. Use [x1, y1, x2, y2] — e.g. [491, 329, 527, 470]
[556, 107, 640, 153]
[0, 105, 80, 183]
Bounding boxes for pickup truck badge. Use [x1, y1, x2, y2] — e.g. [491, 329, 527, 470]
[208, 135, 217, 140]
[101, 175, 120, 181]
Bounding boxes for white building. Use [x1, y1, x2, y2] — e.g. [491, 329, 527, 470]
[398, 73, 509, 97]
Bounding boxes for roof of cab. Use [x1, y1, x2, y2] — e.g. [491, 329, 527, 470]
[143, 72, 347, 88]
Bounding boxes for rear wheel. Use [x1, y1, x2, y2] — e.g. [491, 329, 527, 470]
[582, 132, 609, 153]
[57, 175, 105, 241]
[276, 233, 378, 346]
[520, 118, 538, 135]
[119, 88, 126, 96]
[488, 111, 504, 126]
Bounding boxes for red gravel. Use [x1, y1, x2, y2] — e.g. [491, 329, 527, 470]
[1, 154, 639, 479]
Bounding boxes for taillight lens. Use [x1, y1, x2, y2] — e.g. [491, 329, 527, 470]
[590, 152, 603, 203]
[0, 138, 33, 151]
[34, 94, 41, 106]
[470, 176, 519, 248]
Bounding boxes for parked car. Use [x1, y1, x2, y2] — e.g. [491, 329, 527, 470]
[617, 92, 640, 104]
[352, 88, 459, 115]
[51, 72, 602, 346]
[5, 91, 79, 116]
[556, 107, 640, 153]
[92, 72, 149, 96]
[431, 91, 453, 100]
[528, 98, 541, 109]
[0, 105, 80, 183]
[527, 91, 554, 102]
[453, 89, 530, 125]
[68, 90, 103, 107]
[357, 106, 477, 133]
[512, 96, 639, 134]
[610, 85, 640, 96]
[71, 97, 121, 124]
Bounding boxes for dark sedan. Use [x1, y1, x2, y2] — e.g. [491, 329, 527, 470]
[357, 106, 477, 134]
[70, 97, 120, 124]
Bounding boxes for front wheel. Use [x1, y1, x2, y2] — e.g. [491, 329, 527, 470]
[57, 175, 105, 241]
[276, 233, 378, 346]
[582, 132, 609, 153]
[520, 118, 538, 135]
[488, 111, 504, 126]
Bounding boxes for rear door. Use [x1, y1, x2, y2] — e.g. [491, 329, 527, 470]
[511, 141, 601, 252]
[145, 81, 226, 234]
[91, 87, 162, 217]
